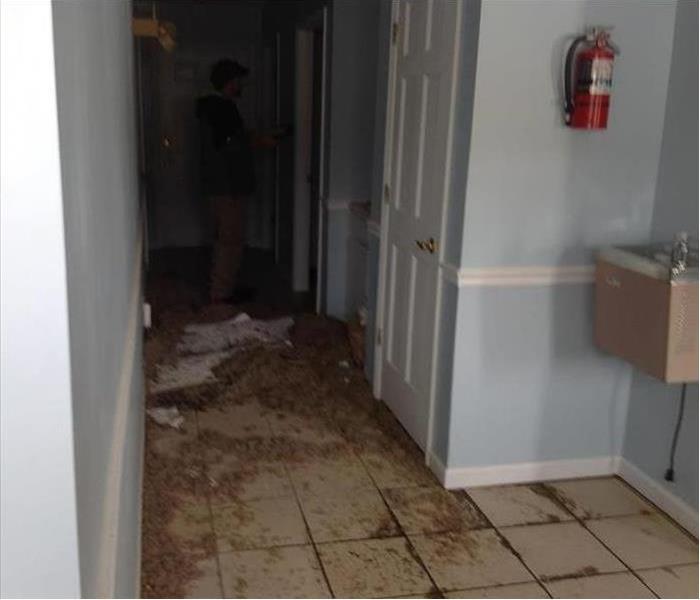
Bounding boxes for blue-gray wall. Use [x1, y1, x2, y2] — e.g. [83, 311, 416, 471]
[623, 0, 699, 510]
[440, 0, 678, 470]
[325, 0, 380, 319]
[460, 0, 676, 269]
[447, 284, 632, 466]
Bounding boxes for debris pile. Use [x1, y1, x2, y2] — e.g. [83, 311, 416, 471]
[148, 312, 293, 395]
[141, 310, 429, 598]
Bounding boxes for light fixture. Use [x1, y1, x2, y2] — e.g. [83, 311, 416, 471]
[132, 3, 176, 52]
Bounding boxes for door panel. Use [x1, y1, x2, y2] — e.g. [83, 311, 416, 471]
[381, 0, 459, 450]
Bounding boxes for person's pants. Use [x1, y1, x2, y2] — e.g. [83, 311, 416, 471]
[209, 195, 245, 302]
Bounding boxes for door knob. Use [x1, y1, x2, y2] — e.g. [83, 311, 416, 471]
[415, 237, 437, 254]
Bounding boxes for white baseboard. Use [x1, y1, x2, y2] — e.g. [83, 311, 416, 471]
[431, 454, 619, 488]
[428, 452, 698, 536]
[367, 219, 381, 238]
[426, 450, 447, 482]
[617, 458, 698, 536]
[95, 237, 143, 598]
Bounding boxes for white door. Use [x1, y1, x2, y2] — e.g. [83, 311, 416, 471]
[381, 0, 460, 450]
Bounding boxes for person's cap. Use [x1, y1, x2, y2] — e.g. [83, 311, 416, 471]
[210, 59, 250, 90]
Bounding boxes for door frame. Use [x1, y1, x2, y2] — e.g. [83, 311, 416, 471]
[373, 0, 400, 400]
[373, 0, 464, 463]
[292, 7, 329, 302]
[273, 32, 281, 264]
[292, 28, 313, 293]
[314, 6, 329, 314]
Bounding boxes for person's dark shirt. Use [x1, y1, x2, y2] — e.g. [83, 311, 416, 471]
[196, 93, 256, 196]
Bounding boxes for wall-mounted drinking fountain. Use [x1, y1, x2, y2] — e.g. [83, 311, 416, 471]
[595, 234, 697, 482]
[595, 234, 698, 383]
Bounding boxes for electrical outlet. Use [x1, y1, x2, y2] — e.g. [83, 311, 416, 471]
[143, 302, 152, 329]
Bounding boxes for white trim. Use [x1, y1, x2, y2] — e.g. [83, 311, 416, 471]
[373, 0, 400, 401]
[618, 458, 699, 536]
[372, 1, 398, 399]
[95, 235, 143, 598]
[427, 451, 447, 483]
[292, 29, 314, 293]
[428, 453, 699, 536]
[439, 261, 461, 285]
[274, 32, 281, 264]
[133, 401, 145, 597]
[315, 6, 329, 315]
[431, 454, 620, 488]
[326, 198, 352, 212]
[367, 219, 381, 238]
[439, 263, 596, 287]
[325, 199, 374, 215]
[426, 0, 464, 464]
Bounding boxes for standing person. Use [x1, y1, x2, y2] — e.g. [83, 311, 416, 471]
[197, 59, 274, 304]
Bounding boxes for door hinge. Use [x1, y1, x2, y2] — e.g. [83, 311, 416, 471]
[383, 184, 391, 204]
[392, 22, 399, 45]
[376, 328, 383, 346]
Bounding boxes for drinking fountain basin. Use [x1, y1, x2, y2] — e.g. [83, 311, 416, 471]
[598, 243, 698, 283]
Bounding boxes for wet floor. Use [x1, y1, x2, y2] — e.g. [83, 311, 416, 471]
[142, 313, 698, 599]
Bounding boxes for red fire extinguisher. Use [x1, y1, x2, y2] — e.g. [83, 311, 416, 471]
[564, 28, 619, 129]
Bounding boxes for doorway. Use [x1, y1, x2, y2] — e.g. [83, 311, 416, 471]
[135, 0, 319, 317]
[291, 8, 329, 314]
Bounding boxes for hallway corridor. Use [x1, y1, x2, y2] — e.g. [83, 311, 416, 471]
[142, 309, 697, 599]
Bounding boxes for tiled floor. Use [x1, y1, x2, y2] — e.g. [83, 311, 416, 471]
[144, 332, 698, 599]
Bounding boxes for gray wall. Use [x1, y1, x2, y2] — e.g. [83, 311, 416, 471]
[53, 1, 143, 596]
[441, 0, 678, 468]
[623, 0, 699, 510]
[0, 1, 82, 595]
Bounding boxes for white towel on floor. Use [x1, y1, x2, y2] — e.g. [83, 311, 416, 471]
[177, 313, 294, 355]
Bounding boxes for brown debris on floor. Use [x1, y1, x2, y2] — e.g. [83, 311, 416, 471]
[147, 382, 223, 410]
[141, 427, 209, 598]
[539, 565, 600, 583]
[142, 306, 699, 598]
[346, 315, 365, 368]
[140, 310, 431, 598]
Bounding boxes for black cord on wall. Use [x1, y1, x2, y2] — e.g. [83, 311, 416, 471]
[665, 382, 687, 482]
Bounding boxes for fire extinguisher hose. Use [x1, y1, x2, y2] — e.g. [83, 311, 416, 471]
[564, 35, 588, 124]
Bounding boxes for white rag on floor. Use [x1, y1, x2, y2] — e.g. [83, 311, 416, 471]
[150, 351, 231, 393]
[177, 312, 294, 355]
[149, 314, 294, 394]
[147, 406, 185, 429]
